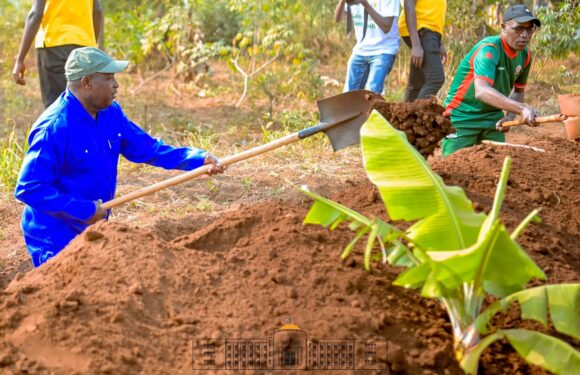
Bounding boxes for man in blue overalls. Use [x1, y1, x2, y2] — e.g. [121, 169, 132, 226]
[15, 47, 225, 267]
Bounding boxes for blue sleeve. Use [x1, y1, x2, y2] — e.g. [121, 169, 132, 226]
[14, 122, 96, 222]
[117, 108, 208, 171]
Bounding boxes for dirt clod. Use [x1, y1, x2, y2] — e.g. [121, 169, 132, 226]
[371, 98, 454, 157]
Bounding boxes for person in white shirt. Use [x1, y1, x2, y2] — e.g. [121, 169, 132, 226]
[334, 0, 400, 94]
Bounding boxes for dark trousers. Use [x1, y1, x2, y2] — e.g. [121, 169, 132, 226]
[37, 44, 82, 108]
[403, 29, 445, 102]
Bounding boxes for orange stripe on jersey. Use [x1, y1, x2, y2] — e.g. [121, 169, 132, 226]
[501, 35, 518, 59]
[475, 75, 494, 85]
[444, 43, 496, 116]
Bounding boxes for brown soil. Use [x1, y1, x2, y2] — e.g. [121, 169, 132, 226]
[372, 98, 454, 157]
[1, 130, 578, 374]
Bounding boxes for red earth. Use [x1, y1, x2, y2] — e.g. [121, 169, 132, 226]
[0, 113, 578, 374]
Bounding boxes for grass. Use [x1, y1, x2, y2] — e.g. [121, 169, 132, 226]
[0, 126, 28, 191]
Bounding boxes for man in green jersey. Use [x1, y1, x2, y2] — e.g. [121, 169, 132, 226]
[442, 4, 541, 156]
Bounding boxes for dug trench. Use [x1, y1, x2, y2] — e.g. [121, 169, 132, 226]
[0, 134, 578, 373]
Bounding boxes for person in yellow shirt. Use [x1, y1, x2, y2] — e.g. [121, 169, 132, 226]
[12, 0, 102, 108]
[399, 0, 447, 102]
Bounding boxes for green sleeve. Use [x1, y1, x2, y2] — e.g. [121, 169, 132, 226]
[473, 44, 500, 85]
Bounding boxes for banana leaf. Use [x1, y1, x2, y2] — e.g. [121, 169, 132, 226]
[395, 219, 545, 298]
[360, 110, 485, 251]
[461, 329, 580, 375]
[474, 284, 580, 340]
[300, 187, 415, 268]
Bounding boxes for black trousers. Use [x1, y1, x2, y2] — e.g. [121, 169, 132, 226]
[403, 29, 445, 102]
[37, 44, 82, 108]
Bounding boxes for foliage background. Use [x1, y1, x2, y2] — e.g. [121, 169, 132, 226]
[0, 0, 578, 189]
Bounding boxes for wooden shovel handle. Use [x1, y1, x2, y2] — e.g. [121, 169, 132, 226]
[501, 114, 568, 128]
[101, 133, 301, 210]
[101, 110, 363, 210]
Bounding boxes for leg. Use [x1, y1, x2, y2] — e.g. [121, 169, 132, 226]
[478, 128, 506, 143]
[37, 44, 81, 108]
[442, 128, 481, 157]
[402, 37, 424, 102]
[416, 31, 445, 100]
[24, 236, 59, 267]
[365, 54, 396, 94]
[344, 54, 370, 92]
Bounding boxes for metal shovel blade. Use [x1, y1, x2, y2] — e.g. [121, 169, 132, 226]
[317, 89, 374, 151]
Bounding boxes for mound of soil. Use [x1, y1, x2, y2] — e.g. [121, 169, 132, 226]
[371, 98, 454, 158]
[0, 137, 578, 374]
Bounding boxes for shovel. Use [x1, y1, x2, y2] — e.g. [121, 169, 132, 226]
[500, 113, 568, 128]
[101, 90, 374, 210]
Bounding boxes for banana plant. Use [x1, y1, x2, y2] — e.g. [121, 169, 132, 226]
[299, 110, 580, 374]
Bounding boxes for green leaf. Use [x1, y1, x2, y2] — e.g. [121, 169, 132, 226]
[340, 227, 370, 260]
[460, 331, 502, 374]
[511, 209, 541, 240]
[298, 186, 413, 268]
[302, 189, 371, 228]
[505, 329, 580, 375]
[387, 241, 414, 267]
[364, 222, 380, 270]
[473, 284, 580, 340]
[394, 262, 431, 289]
[425, 221, 545, 298]
[547, 284, 580, 340]
[360, 110, 485, 251]
[461, 329, 580, 375]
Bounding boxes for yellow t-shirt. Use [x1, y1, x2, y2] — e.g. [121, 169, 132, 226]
[399, 0, 447, 37]
[35, 0, 97, 48]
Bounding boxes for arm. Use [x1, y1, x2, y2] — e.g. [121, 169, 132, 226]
[440, 41, 448, 64]
[14, 125, 98, 222]
[403, 0, 424, 67]
[13, 0, 46, 85]
[474, 80, 537, 128]
[93, 0, 103, 44]
[334, 0, 346, 23]
[358, 0, 393, 33]
[118, 111, 208, 171]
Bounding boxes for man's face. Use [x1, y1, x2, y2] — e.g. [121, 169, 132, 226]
[501, 20, 536, 50]
[86, 72, 119, 110]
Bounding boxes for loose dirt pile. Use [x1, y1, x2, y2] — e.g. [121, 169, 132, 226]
[0, 137, 578, 374]
[371, 98, 454, 157]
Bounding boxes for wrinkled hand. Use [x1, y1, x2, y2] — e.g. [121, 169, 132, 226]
[87, 200, 107, 224]
[13, 61, 26, 85]
[496, 113, 517, 133]
[440, 43, 448, 65]
[521, 105, 538, 127]
[411, 44, 424, 68]
[204, 153, 226, 175]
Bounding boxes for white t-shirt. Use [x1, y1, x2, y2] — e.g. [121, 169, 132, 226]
[348, 0, 400, 56]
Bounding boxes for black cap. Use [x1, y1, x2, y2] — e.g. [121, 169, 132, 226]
[503, 4, 541, 27]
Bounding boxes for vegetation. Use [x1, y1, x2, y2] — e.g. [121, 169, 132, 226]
[299, 111, 580, 374]
[0, 127, 28, 191]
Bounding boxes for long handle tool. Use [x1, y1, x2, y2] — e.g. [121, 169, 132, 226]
[102, 90, 374, 210]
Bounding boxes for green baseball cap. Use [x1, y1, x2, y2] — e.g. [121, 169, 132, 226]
[65, 47, 129, 82]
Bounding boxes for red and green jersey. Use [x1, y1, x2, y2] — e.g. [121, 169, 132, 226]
[443, 35, 532, 129]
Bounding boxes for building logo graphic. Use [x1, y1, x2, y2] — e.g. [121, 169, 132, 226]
[193, 321, 388, 372]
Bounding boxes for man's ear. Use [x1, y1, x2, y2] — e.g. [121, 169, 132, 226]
[80, 76, 92, 89]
